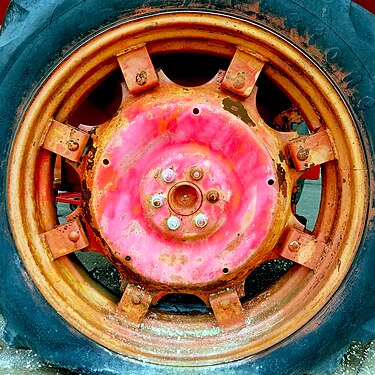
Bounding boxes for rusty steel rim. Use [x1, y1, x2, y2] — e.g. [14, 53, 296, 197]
[7, 12, 367, 365]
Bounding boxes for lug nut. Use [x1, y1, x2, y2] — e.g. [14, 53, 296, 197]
[67, 140, 79, 151]
[151, 194, 164, 208]
[288, 241, 300, 252]
[206, 189, 219, 203]
[194, 214, 208, 228]
[297, 147, 309, 161]
[131, 295, 142, 305]
[190, 166, 203, 181]
[233, 72, 246, 89]
[220, 300, 231, 310]
[161, 168, 176, 183]
[167, 216, 181, 231]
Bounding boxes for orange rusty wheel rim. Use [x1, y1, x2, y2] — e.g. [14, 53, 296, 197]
[7, 12, 368, 365]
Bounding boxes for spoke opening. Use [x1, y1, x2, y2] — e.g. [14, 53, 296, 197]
[152, 53, 230, 87]
[68, 69, 123, 126]
[154, 293, 210, 314]
[295, 170, 322, 232]
[243, 260, 294, 300]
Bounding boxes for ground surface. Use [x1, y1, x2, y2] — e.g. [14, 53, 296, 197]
[1, 180, 374, 374]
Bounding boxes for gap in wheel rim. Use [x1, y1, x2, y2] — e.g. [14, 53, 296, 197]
[154, 293, 210, 314]
[152, 53, 230, 87]
[242, 260, 294, 301]
[68, 69, 123, 126]
[74, 251, 122, 297]
[295, 169, 322, 231]
[256, 73, 293, 128]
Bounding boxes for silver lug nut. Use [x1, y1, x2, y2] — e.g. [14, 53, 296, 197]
[151, 194, 164, 208]
[167, 216, 181, 231]
[194, 214, 208, 228]
[161, 168, 176, 183]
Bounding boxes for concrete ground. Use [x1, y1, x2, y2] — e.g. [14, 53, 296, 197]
[1, 180, 374, 374]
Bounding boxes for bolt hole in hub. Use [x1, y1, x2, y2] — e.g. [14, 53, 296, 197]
[10, 12, 367, 368]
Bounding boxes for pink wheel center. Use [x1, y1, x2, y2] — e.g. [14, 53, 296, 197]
[91, 98, 278, 287]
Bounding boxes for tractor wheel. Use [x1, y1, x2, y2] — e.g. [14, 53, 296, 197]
[0, 1, 374, 374]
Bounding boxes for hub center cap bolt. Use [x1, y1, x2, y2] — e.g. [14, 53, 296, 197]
[151, 194, 164, 208]
[194, 214, 208, 228]
[161, 168, 176, 183]
[167, 216, 181, 230]
[189, 166, 204, 181]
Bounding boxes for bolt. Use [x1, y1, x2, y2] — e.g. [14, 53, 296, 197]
[167, 216, 181, 230]
[233, 72, 247, 89]
[161, 168, 176, 183]
[297, 147, 309, 161]
[151, 194, 164, 208]
[68, 230, 80, 243]
[189, 166, 203, 181]
[220, 300, 231, 310]
[194, 214, 208, 228]
[131, 295, 142, 305]
[135, 71, 148, 86]
[288, 240, 300, 252]
[67, 140, 79, 151]
[206, 189, 220, 203]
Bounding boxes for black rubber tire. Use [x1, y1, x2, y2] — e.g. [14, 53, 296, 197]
[0, 1, 374, 374]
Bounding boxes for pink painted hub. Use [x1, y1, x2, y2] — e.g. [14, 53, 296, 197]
[91, 98, 278, 287]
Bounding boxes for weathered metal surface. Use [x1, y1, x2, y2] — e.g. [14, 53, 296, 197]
[209, 289, 246, 330]
[88, 79, 279, 289]
[42, 120, 90, 162]
[280, 228, 326, 269]
[221, 48, 265, 97]
[116, 284, 153, 325]
[117, 44, 159, 94]
[42, 219, 89, 259]
[288, 131, 335, 171]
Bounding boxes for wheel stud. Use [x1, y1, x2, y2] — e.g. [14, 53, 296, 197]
[161, 168, 176, 183]
[206, 189, 219, 203]
[151, 194, 164, 208]
[194, 214, 208, 228]
[190, 166, 203, 181]
[167, 216, 181, 230]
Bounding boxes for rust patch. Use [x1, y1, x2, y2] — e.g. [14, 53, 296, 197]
[276, 163, 287, 197]
[222, 97, 255, 126]
[278, 150, 287, 163]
